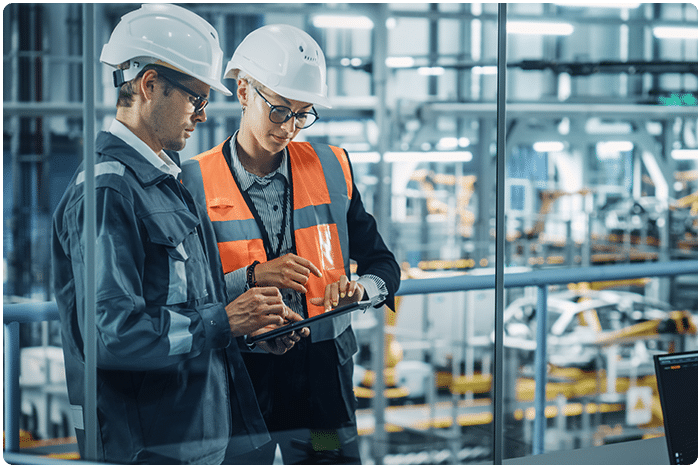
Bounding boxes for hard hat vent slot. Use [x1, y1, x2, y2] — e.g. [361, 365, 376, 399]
[303, 50, 319, 64]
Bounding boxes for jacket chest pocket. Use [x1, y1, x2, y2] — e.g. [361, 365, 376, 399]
[142, 210, 209, 305]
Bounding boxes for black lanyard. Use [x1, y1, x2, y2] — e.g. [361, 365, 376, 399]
[223, 137, 293, 260]
[262, 175, 289, 259]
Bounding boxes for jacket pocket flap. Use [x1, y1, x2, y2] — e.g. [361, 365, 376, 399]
[142, 210, 199, 248]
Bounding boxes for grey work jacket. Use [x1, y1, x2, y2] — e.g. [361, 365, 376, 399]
[51, 131, 268, 464]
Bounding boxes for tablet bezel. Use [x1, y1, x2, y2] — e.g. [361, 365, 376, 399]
[248, 300, 373, 344]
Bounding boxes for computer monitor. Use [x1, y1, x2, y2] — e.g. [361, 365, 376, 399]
[653, 350, 698, 465]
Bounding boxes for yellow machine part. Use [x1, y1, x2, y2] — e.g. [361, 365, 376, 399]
[516, 372, 659, 402]
[3, 430, 80, 460]
[595, 310, 696, 346]
[513, 402, 625, 421]
[449, 373, 493, 395]
[3, 429, 35, 449]
[354, 386, 411, 400]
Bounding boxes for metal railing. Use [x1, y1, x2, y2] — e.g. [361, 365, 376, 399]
[4, 260, 697, 463]
[393, 259, 697, 456]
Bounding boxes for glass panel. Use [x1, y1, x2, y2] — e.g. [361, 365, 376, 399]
[4, 3, 696, 465]
[500, 2, 698, 462]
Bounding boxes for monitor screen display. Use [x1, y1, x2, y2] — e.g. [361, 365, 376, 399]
[654, 351, 698, 465]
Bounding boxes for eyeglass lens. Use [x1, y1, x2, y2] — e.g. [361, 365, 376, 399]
[255, 87, 317, 129]
[269, 107, 317, 128]
[160, 73, 208, 114]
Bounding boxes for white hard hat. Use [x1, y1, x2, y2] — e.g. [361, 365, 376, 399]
[225, 24, 331, 108]
[100, 3, 231, 96]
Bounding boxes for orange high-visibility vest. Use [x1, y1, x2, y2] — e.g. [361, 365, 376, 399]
[188, 138, 353, 317]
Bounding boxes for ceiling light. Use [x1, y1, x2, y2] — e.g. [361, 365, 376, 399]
[671, 149, 698, 160]
[473, 66, 498, 75]
[438, 137, 459, 150]
[597, 141, 634, 157]
[418, 67, 445, 76]
[533, 141, 566, 153]
[386, 56, 415, 68]
[384, 151, 473, 163]
[507, 21, 574, 36]
[585, 118, 632, 134]
[653, 26, 698, 40]
[554, 2, 640, 8]
[312, 15, 374, 29]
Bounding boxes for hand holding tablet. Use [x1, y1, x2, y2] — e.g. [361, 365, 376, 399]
[248, 300, 372, 344]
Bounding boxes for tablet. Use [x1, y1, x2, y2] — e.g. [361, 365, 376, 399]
[248, 300, 373, 344]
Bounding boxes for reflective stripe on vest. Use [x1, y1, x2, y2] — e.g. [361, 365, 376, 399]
[191, 140, 352, 318]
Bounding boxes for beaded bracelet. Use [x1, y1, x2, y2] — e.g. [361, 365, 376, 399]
[246, 261, 260, 289]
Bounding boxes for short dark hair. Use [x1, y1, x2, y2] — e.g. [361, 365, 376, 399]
[116, 64, 192, 108]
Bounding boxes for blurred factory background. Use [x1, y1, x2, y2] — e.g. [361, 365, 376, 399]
[3, 2, 698, 464]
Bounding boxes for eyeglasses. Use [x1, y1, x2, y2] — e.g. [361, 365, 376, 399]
[254, 87, 319, 129]
[159, 73, 209, 114]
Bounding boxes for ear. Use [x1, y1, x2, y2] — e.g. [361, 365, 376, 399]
[138, 69, 160, 104]
[236, 78, 251, 109]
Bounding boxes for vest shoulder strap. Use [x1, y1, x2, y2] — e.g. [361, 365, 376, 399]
[192, 139, 242, 208]
[288, 142, 353, 201]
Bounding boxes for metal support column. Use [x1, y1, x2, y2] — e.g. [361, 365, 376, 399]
[82, 3, 98, 460]
[372, 3, 391, 241]
[4, 322, 20, 453]
[533, 285, 548, 455]
[370, 7, 390, 463]
[493, 3, 508, 465]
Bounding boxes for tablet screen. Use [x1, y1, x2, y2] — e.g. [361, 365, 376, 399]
[248, 300, 372, 344]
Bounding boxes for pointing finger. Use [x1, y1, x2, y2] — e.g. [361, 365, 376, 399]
[298, 257, 322, 278]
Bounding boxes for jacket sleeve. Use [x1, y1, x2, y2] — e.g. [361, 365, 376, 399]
[70, 185, 232, 371]
[345, 160, 401, 311]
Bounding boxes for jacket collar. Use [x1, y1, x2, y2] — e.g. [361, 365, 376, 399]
[95, 131, 178, 187]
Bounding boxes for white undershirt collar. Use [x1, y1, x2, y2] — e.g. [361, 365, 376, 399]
[108, 119, 181, 178]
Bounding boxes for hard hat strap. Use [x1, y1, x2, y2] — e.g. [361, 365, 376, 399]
[111, 59, 157, 88]
[112, 69, 126, 88]
[112, 58, 196, 89]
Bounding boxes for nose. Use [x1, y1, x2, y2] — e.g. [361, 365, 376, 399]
[280, 116, 296, 134]
[193, 108, 207, 123]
